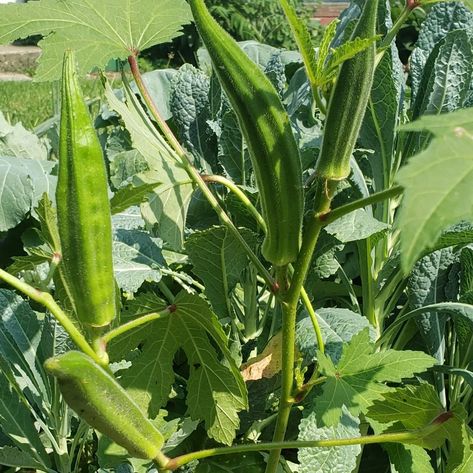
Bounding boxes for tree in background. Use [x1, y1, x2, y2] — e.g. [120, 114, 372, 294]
[207, 0, 323, 50]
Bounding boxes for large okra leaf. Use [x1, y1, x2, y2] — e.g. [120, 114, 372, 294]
[109, 292, 247, 446]
[0, 0, 192, 81]
[308, 329, 435, 426]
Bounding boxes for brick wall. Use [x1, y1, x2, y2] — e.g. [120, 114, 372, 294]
[311, 1, 349, 25]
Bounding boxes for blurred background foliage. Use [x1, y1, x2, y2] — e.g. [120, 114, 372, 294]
[389, 0, 427, 65]
[140, 0, 324, 69]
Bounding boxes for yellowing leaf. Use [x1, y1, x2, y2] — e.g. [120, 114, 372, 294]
[241, 332, 285, 381]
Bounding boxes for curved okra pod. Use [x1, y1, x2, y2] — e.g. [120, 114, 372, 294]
[44, 351, 167, 465]
[189, 0, 304, 267]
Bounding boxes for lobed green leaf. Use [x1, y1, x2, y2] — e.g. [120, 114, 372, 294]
[0, 0, 193, 81]
[312, 329, 436, 426]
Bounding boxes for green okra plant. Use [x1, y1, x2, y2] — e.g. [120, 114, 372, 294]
[0, 1, 472, 472]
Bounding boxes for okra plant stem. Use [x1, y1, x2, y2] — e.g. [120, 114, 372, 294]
[0, 268, 104, 366]
[267, 265, 294, 472]
[377, 4, 413, 59]
[265, 179, 336, 473]
[166, 418, 448, 471]
[127, 54, 275, 289]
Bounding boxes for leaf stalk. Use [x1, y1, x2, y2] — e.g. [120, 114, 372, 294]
[126, 54, 275, 289]
[101, 307, 174, 345]
[322, 186, 404, 227]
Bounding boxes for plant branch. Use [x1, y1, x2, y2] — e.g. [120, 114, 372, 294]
[294, 274, 324, 354]
[101, 307, 174, 345]
[322, 186, 403, 226]
[160, 268, 205, 292]
[0, 268, 105, 366]
[201, 174, 267, 233]
[127, 54, 275, 290]
[166, 417, 450, 470]
[304, 375, 328, 390]
[281, 271, 326, 375]
[377, 5, 412, 58]
[244, 412, 280, 441]
[41, 252, 61, 289]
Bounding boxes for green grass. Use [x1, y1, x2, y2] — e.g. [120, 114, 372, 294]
[0, 77, 113, 130]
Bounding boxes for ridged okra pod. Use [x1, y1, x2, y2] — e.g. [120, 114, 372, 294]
[44, 351, 166, 463]
[190, 0, 304, 266]
[56, 50, 116, 327]
[315, 0, 379, 181]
